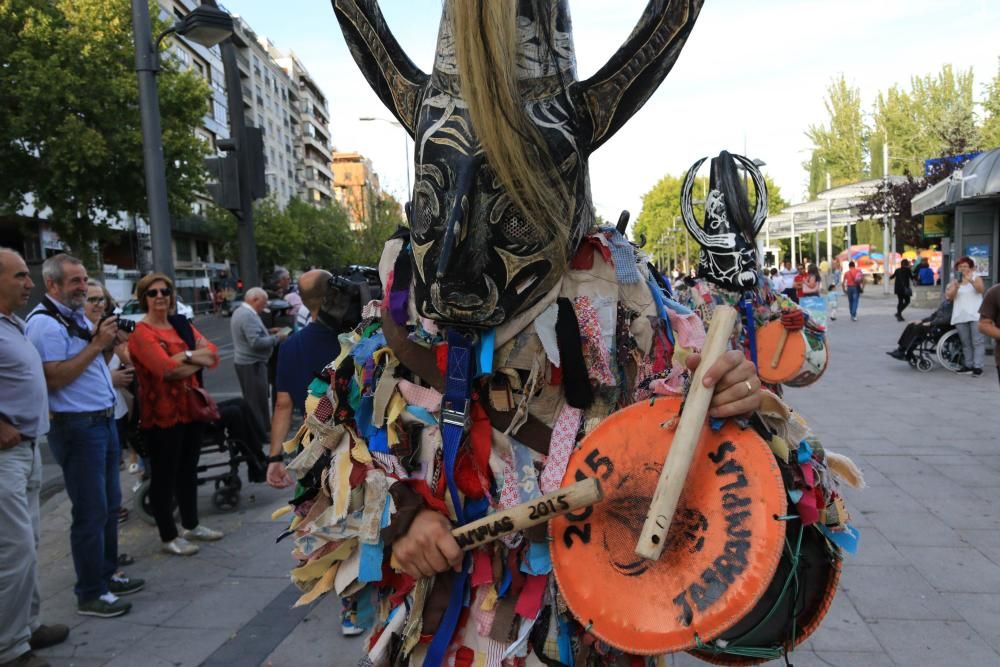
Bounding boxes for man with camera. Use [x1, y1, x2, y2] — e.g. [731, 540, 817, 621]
[24, 254, 143, 620]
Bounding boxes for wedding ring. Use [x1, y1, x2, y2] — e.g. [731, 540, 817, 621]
[744, 380, 754, 396]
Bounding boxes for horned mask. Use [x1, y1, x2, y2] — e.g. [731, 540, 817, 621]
[680, 151, 768, 291]
[334, 0, 702, 326]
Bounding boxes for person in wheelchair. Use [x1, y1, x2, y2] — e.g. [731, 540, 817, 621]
[887, 298, 953, 361]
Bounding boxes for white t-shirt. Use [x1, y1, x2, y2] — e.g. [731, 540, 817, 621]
[951, 282, 983, 325]
[778, 268, 797, 291]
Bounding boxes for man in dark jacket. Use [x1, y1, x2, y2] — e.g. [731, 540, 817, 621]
[887, 298, 953, 360]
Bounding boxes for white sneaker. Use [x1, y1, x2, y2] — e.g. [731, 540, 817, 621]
[182, 525, 224, 542]
[162, 537, 199, 556]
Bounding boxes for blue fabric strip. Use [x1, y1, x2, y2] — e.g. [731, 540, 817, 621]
[477, 328, 495, 377]
[404, 405, 436, 425]
[741, 293, 759, 369]
[646, 275, 675, 346]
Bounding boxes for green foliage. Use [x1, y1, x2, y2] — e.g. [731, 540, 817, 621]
[982, 58, 1000, 149]
[873, 65, 979, 177]
[803, 76, 866, 191]
[352, 190, 405, 267]
[0, 0, 209, 263]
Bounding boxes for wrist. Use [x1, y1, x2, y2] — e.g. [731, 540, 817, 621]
[266, 454, 284, 464]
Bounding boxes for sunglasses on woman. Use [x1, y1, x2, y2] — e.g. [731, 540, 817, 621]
[145, 288, 173, 298]
[86, 296, 106, 304]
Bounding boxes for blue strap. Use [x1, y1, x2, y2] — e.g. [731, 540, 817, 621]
[423, 329, 476, 667]
[440, 329, 474, 525]
[741, 291, 758, 369]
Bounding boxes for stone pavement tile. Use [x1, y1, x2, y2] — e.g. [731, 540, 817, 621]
[795, 589, 882, 653]
[42, 658, 109, 667]
[944, 593, 1000, 653]
[905, 546, 1000, 594]
[778, 649, 896, 667]
[842, 565, 961, 621]
[889, 471, 966, 501]
[842, 483, 920, 515]
[934, 460, 1000, 488]
[843, 527, 903, 567]
[862, 454, 948, 479]
[159, 575, 289, 630]
[865, 619, 998, 665]
[865, 511, 960, 547]
[960, 529, 1000, 566]
[36, 589, 90, 638]
[925, 493, 1000, 530]
[102, 626, 236, 667]
[262, 592, 362, 667]
[54, 620, 156, 659]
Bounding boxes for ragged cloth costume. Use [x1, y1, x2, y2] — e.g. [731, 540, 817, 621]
[272, 2, 862, 665]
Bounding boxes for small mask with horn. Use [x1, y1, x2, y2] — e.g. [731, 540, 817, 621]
[680, 151, 768, 291]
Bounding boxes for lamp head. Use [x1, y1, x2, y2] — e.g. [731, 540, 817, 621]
[175, 5, 233, 48]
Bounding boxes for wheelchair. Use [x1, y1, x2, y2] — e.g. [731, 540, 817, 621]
[901, 322, 963, 373]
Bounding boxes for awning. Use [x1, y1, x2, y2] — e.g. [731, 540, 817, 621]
[911, 178, 948, 216]
[910, 147, 1000, 216]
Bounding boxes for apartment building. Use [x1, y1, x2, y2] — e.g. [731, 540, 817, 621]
[333, 152, 381, 230]
[271, 50, 335, 206]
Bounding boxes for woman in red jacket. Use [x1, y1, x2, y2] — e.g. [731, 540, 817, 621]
[128, 273, 222, 556]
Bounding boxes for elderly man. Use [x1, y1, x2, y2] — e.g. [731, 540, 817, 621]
[266, 271, 339, 488]
[0, 249, 69, 667]
[24, 254, 142, 621]
[231, 287, 287, 432]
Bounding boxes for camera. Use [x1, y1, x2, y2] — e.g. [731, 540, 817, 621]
[100, 314, 136, 334]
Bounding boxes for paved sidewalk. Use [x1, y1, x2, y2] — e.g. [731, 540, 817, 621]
[31, 292, 1000, 666]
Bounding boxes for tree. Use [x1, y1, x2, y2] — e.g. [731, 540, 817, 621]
[351, 190, 404, 267]
[982, 58, 1000, 149]
[0, 0, 209, 264]
[233, 197, 356, 276]
[804, 76, 866, 196]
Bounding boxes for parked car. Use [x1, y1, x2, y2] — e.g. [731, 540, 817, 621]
[220, 294, 294, 328]
[118, 296, 194, 323]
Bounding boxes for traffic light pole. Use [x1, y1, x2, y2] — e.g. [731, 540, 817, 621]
[131, 0, 176, 280]
[219, 39, 259, 289]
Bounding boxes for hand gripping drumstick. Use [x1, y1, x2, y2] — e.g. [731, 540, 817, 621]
[635, 305, 739, 561]
[451, 478, 603, 551]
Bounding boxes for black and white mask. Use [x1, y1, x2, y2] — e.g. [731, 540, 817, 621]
[334, 0, 703, 327]
[680, 151, 767, 291]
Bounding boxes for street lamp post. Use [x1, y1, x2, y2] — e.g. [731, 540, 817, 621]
[131, 0, 233, 280]
[359, 117, 412, 200]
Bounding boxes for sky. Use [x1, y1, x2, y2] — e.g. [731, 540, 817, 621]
[226, 0, 1000, 223]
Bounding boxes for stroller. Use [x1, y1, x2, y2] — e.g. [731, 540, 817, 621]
[131, 398, 269, 525]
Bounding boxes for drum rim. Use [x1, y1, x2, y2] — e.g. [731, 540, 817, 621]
[550, 397, 788, 655]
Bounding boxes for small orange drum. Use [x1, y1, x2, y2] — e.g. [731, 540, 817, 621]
[755, 320, 828, 387]
[550, 397, 787, 655]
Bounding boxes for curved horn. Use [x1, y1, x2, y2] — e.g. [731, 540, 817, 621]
[731, 154, 768, 236]
[680, 156, 708, 241]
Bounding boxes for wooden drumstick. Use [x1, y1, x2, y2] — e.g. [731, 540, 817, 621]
[770, 328, 789, 369]
[451, 478, 603, 551]
[635, 305, 739, 561]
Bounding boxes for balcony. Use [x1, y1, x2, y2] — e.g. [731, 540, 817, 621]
[236, 50, 250, 79]
[302, 133, 330, 158]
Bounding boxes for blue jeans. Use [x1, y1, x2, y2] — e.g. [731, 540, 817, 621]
[846, 286, 860, 318]
[47, 415, 120, 603]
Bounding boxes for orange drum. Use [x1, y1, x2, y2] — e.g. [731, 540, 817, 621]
[756, 320, 828, 387]
[550, 397, 787, 655]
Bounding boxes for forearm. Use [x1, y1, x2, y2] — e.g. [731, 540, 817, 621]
[382, 311, 443, 391]
[269, 396, 293, 457]
[980, 320, 1000, 341]
[163, 362, 202, 381]
[43, 343, 103, 390]
[249, 333, 277, 353]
